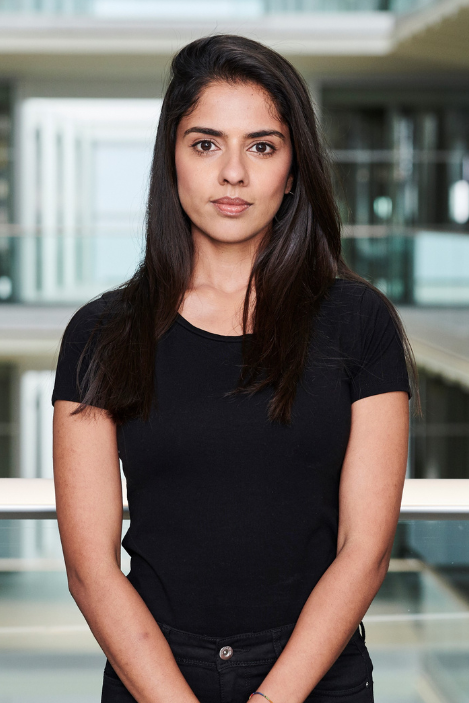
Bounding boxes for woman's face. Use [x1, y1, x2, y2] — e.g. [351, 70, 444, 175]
[175, 81, 294, 246]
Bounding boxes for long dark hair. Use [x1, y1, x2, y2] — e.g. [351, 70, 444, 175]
[72, 34, 421, 424]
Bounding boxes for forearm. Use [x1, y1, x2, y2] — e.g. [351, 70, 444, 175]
[255, 546, 389, 703]
[69, 565, 199, 703]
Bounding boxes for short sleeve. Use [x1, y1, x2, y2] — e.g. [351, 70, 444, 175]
[349, 287, 412, 404]
[51, 296, 107, 406]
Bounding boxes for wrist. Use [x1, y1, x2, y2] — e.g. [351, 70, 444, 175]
[249, 693, 275, 703]
[250, 674, 307, 703]
[248, 691, 274, 703]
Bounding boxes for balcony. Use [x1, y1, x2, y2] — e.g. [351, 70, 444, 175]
[1, 227, 469, 307]
[0, 0, 468, 81]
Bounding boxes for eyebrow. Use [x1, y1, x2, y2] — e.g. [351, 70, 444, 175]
[183, 127, 286, 141]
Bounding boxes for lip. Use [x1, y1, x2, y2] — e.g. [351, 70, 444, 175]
[211, 197, 252, 216]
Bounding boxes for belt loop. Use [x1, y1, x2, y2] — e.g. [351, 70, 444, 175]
[271, 628, 283, 658]
[359, 621, 366, 642]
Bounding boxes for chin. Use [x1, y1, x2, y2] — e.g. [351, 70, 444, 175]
[211, 232, 255, 244]
[221, 227, 267, 242]
[194, 220, 262, 243]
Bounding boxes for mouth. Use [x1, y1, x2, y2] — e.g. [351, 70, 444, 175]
[211, 197, 252, 216]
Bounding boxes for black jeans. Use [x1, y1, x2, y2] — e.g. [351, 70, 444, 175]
[101, 620, 374, 703]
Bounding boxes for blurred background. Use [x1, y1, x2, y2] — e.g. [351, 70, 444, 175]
[0, 1, 468, 701]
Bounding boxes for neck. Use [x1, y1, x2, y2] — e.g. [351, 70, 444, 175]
[177, 224, 267, 335]
[189, 226, 265, 295]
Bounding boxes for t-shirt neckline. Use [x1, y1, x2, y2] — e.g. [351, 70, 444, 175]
[175, 313, 252, 343]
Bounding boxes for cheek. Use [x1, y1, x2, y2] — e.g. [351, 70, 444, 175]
[259, 151, 291, 191]
[174, 149, 188, 194]
[175, 153, 201, 211]
[256, 167, 290, 211]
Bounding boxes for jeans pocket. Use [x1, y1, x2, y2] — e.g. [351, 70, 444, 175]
[238, 658, 279, 701]
[308, 632, 372, 698]
[104, 659, 120, 679]
[101, 671, 137, 703]
[175, 660, 220, 703]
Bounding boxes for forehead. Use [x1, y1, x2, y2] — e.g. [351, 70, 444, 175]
[178, 81, 285, 132]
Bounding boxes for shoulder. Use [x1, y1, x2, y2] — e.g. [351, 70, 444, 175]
[322, 278, 391, 319]
[319, 279, 411, 400]
[319, 278, 367, 321]
[316, 278, 401, 356]
[62, 290, 119, 346]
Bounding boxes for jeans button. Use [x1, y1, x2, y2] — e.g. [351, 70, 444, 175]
[219, 645, 233, 660]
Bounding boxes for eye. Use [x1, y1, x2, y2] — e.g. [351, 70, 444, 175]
[249, 142, 276, 156]
[192, 140, 217, 153]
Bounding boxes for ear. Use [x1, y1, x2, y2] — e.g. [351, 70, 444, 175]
[285, 173, 294, 195]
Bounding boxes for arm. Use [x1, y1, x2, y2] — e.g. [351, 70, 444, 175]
[254, 390, 409, 703]
[53, 400, 200, 703]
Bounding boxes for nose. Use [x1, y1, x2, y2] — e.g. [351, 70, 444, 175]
[218, 147, 249, 187]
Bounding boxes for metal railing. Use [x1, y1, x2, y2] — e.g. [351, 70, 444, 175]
[0, 230, 469, 306]
[264, 0, 440, 12]
[1, 229, 469, 306]
[1, 478, 468, 520]
[0, 0, 441, 16]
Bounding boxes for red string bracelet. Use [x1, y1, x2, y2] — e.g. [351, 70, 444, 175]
[249, 693, 275, 703]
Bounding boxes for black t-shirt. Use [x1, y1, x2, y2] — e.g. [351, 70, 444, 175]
[52, 278, 411, 637]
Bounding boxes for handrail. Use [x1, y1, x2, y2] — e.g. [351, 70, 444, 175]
[1, 478, 469, 520]
[0, 0, 440, 17]
[2, 223, 469, 237]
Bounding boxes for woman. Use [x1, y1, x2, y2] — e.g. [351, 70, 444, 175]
[52, 34, 420, 703]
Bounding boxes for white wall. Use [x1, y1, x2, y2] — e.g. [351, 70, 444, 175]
[17, 97, 161, 303]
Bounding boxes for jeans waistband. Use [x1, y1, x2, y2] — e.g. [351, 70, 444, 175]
[156, 620, 298, 668]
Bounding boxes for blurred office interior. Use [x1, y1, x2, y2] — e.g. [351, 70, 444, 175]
[0, 1, 468, 702]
